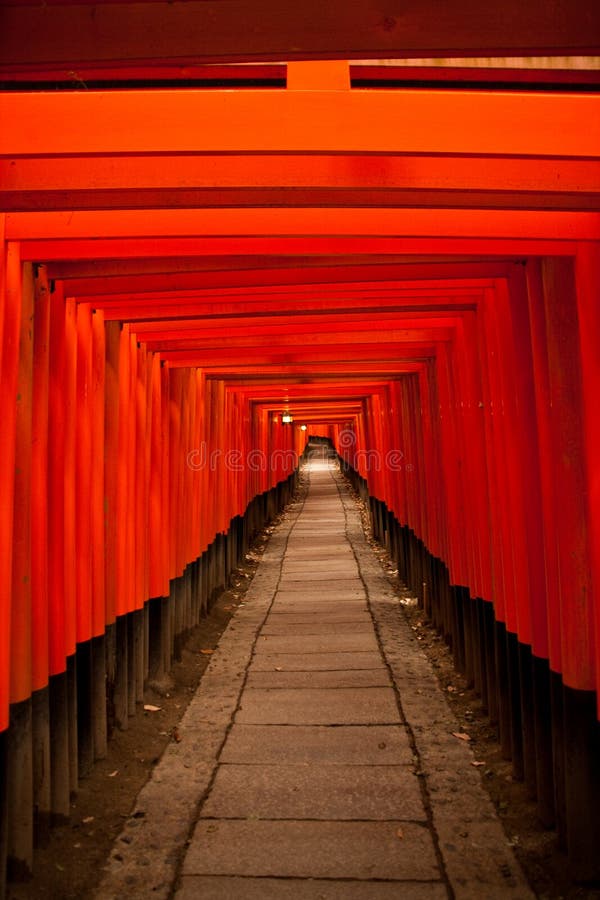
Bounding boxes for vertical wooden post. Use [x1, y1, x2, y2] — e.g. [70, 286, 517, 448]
[75, 643, 93, 777]
[519, 643, 537, 799]
[48, 673, 70, 822]
[1, 238, 21, 892]
[532, 656, 555, 827]
[0, 729, 7, 900]
[66, 655, 78, 796]
[495, 622, 512, 760]
[506, 631, 524, 780]
[31, 690, 51, 844]
[91, 311, 107, 760]
[563, 687, 600, 880]
[550, 672, 567, 849]
[114, 616, 128, 731]
[127, 616, 136, 717]
[134, 610, 145, 703]
[6, 701, 33, 881]
[74, 305, 94, 775]
[8, 260, 34, 877]
[91, 636, 107, 760]
[0, 238, 20, 738]
[31, 266, 51, 844]
[483, 601, 498, 726]
[63, 299, 78, 687]
[47, 282, 69, 821]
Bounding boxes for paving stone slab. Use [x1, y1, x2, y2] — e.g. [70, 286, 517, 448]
[283, 541, 350, 550]
[235, 687, 401, 725]
[250, 651, 384, 671]
[265, 612, 372, 624]
[282, 558, 356, 569]
[269, 600, 368, 615]
[245, 668, 391, 689]
[260, 622, 373, 636]
[283, 550, 355, 560]
[290, 526, 346, 533]
[183, 820, 441, 881]
[176, 876, 448, 900]
[220, 724, 414, 766]
[254, 633, 379, 654]
[278, 579, 363, 592]
[273, 589, 367, 602]
[280, 567, 359, 580]
[286, 539, 349, 548]
[201, 763, 425, 821]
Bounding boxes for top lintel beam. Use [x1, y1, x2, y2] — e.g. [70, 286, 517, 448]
[1, 90, 599, 158]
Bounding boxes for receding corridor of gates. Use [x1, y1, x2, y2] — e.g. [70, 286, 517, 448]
[2, 8, 600, 897]
[91, 450, 533, 899]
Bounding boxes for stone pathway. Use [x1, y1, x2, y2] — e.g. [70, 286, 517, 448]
[95, 453, 535, 900]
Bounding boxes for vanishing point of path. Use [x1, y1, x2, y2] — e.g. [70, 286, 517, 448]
[95, 453, 534, 899]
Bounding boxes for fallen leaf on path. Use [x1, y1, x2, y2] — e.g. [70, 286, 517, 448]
[274, 666, 283, 671]
[200, 649, 214, 655]
[396, 827, 404, 839]
[471, 761, 485, 767]
[82, 816, 95, 824]
[143, 704, 161, 712]
[452, 732, 471, 742]
[108, 770, 119, 777]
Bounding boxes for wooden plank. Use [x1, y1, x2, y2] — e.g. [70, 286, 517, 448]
[0, 1, 598, 72]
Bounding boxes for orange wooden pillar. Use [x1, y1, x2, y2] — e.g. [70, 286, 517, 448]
[103, 322, 120, 629]
[103, 319, 120, 727]
[47, 281, 71, 822]
[524, 259, 564, 829]
[574, 243, 600, 712]
[132, 339, 147, 701]
[541, 254, 599, 879]
[0, 239, 21, 887]
[74, 303, 95, 774]
[0, 240, 21, 738]
[75, 304, 93, 646]
[7, 259, 34, 877]
[570, 243, 600, 878]
[63, 296, 78, 784]
[112, 324, 131, 729]
[148, 353, 164, 601]
[30, 265, 51, 840]
[90, 310, 108, 757]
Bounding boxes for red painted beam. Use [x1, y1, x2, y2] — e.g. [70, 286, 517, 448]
[3, 154, 598, 213]
[7, 208, 600, 242]
[161, 343, 438, 367]
[46, 257, 511, 282]
[3, 90, 599, 158]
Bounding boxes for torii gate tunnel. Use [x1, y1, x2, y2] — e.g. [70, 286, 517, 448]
[1, 1, 600, 888]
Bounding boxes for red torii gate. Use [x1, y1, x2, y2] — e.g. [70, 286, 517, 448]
[1, 50, 600, 886]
